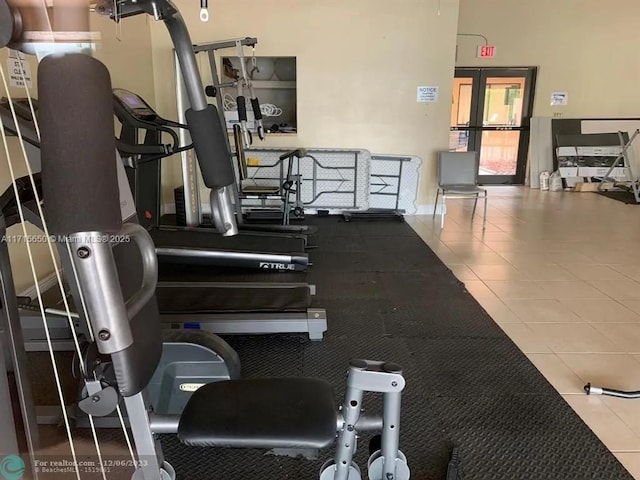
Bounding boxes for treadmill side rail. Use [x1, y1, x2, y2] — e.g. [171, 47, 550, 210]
[156, 247, 308, 271]
[162, 308, 328, 341]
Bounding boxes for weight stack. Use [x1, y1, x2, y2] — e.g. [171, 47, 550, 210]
[174, 186, 187, 226]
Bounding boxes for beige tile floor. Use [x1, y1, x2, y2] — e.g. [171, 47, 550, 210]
[408, 186, 640, 479]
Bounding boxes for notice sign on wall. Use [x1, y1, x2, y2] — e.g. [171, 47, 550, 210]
[7, 50, 32, 88]
[417, 86, 439, 103]
[550, 92, 568, 106]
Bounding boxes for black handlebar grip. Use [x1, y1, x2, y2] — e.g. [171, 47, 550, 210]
[236, 96, 247, 122]
[250, 98, 263, 120]
[39, 54, 121, 235]
[185, 105, 235, 188]
[204, 85, 217, 98]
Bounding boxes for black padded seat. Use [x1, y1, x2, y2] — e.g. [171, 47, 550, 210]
[241, 184, 281, 195]
[177, 378, 337, 449]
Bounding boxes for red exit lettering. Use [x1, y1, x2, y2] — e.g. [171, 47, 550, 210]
[477, 45, 496, 58]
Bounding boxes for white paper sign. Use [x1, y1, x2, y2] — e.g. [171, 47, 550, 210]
[116, 153, 137, 222]
[550, 92, 568, 106]
[417, 86, 439, 103]
[8, 49, 25, 60]
[7, 51, 32, 88]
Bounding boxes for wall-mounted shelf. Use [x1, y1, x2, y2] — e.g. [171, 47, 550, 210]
[222, 56, 297, 133]
[228, 132, 297, 138]
[251, 80, 296, 90]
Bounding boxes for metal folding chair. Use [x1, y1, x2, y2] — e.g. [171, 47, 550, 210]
[433, 151, 487, 230]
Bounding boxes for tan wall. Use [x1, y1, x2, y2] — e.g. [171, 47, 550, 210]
[149, 0, 460, 207]
[92, 15, 156, 103]
[456, 0, 640, 117]
[0, 14, 154, 293]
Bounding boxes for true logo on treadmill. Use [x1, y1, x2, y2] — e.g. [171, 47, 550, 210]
[259, 262, 295, 270]
[179, 383, 205, 392]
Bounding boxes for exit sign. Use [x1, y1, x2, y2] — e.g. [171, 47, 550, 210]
[477, 45, 497, 58]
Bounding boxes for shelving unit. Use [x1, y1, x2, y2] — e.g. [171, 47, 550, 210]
[556, 132, 628, 188]
[221, 56, 297, 133]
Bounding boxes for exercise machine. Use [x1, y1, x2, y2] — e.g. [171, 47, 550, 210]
[115, 86, 307, 233]
[219, 37, 266, 148]
[182, 37, 314, 234]
[233, 123, 306, 224]
[112, 88, 310, 271]
[18, 274, 327, 343]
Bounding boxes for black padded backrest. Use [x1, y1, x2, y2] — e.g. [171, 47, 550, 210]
[0, 1, 14, 48]
[185, 105, 236, 188]
[37, 53, 162, 397]
[110, 240, 163, 397]
[39, 54, 121, 235]
[438, 151, 479, 187]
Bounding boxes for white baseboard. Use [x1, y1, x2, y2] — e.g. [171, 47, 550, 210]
[19, 271, 60, 299]
[162, 203, 177, 216]
[415, 204, 446, 215]
[163, 203, 446, 216]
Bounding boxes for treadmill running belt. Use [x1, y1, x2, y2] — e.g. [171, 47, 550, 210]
[156, 284, 311, 313]
[151, 228, 305, 254]
[158, 263, 308, 283]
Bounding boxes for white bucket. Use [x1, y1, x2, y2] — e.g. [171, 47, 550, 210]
[540, 171, 550, 191]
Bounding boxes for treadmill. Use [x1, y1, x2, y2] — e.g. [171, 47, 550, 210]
[1, 97, 327, 341]
[8, 171, 327, 341]
[113, 88, 310, 272]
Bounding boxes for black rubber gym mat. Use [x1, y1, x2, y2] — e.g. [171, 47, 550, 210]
[598, 190, 640, 205]
[159, 216, 634, 479]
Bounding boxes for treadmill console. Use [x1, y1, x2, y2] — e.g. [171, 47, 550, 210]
[113, 88, 158, 121]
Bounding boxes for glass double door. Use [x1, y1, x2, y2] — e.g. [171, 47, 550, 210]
[450, 67, 537, 184]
